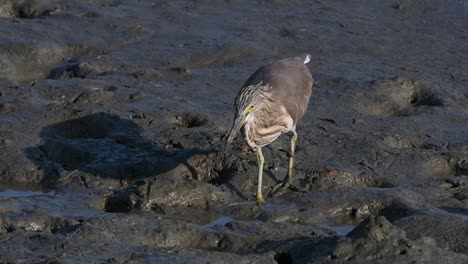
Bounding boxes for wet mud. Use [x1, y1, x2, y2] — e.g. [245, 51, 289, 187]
[1, 0, 467, 263]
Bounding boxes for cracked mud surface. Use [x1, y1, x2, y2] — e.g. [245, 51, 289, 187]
[1, 0, 467, 263]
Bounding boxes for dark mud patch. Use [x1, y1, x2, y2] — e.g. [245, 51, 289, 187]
[394, 211, 468, 254]
[355, 78, 444, 116]
[39, 112, 132, 140]
[274, 251, 293, 264]
[23, 113, 186, 188]
[172, 112, 211, 128]
[0, 0, 51, 19]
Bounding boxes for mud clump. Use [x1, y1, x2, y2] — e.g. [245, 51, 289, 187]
[297, 167, 382, 192]
[0, 0, 50, 18]
[170, 66, 192, 80]
[105, 176, 236, 212]
[285, 216, 468, 263]
[382, 134, 420, 149]
[357, 78, 444, 116]
[0, 43, 68, 81]
[173, 113, 210, 128]
[0, 214, 80, 234]
[48, 61, 97, 80]
[426, 156, 458, 177]
[182, 152, 242, 184]
[133, 68, 164, 81]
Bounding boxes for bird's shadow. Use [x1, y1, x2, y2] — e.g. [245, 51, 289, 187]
[23, 112, 216, 188]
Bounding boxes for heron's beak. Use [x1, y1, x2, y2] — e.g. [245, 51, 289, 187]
[225, 114, 246, 152]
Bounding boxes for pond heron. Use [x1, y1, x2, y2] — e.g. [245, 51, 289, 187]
[226, 54, 313, 203]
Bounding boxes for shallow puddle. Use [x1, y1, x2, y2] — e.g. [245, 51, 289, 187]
[0, 189, 103, 218]
[326, 224, 357, 235]
[0, 189, 56, 198]
[202, 215, 235, 229]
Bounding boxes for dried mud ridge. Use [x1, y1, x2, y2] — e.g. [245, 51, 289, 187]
[1, 0, 467, 263]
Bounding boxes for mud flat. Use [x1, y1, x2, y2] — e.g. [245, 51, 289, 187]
[1, 0, 467, 263]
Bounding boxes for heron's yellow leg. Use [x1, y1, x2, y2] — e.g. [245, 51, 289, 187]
[270, 131, 297, 196]
[256, 147, 265, 203]
[286, 131, 298, 183]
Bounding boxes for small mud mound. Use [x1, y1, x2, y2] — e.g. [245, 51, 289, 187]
[297, 167, 382, 192]
[300, 188, 425, 225]
[170, 66, 192, 80]
[0, 41, 104, 81]
[0, 43, 68, 81]
[381, 134, 420, 149]
[132, 68, 164, 81]
[105, 176, 236, 211]
[183, 152, 243, 185]
[48, 61, 96, 80]
[172, 113, 210, 128]
[356, 78, 444, 116]
[0, 0, 50, 18]
[426, 156, 458, 177]
[0, 214, 80, 234]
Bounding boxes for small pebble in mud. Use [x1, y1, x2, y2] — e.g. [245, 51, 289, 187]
[171, 66, 192, 80]
[133, 69, 163, 81]
[241, 146, 250, 155]
[321, 167, 339, 176]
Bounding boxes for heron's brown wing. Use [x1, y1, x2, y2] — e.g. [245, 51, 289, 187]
[278, 63, 313, 124]
[238, 56, 313, 122]
[282, 85, 313, 124]
[247, 59, 312, 124]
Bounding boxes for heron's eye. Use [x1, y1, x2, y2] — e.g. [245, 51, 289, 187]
[243, 103, 255, 115]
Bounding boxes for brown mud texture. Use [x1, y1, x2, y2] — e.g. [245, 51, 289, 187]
[1, 0, 467, 263]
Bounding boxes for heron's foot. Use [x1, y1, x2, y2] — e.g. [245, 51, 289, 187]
[269, 180, 291, 197]
[256, 192, 265, 204]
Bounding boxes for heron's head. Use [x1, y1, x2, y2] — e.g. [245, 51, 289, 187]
[225, 85, 264, 152]
[225, 101, 256, 152]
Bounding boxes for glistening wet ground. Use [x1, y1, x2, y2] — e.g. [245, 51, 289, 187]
[1, 0, 467, 263]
